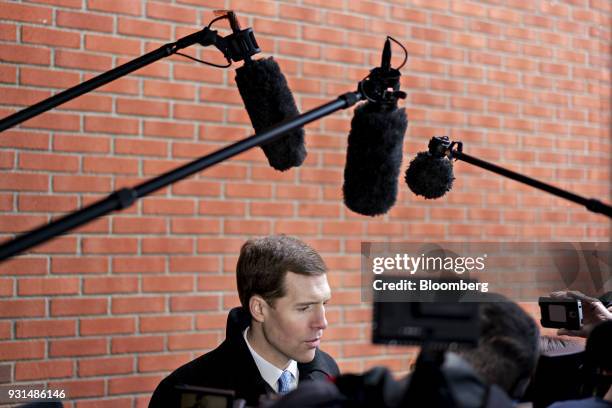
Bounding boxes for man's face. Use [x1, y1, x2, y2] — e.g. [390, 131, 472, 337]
[261, 272, 331, 365]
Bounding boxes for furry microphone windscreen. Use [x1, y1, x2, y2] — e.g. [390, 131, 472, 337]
[404, 152, 455, 199]
[342, 102, 408, 216]
[235, 57, 306, 171]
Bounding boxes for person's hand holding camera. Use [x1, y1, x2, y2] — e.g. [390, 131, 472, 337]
[550, 290, 612, 338]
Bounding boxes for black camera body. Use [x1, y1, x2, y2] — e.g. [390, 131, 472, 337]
[538, 297, 583, 330]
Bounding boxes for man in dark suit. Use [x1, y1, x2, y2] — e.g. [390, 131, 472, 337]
[149, 235, 339, 407]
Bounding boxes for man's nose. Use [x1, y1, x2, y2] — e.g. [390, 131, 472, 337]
[312, 306, 328, 331]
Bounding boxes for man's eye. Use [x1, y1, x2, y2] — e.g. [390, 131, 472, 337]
[298, 306, 310, 312]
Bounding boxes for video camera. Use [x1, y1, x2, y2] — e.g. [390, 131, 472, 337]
[538, 297, 584, 330]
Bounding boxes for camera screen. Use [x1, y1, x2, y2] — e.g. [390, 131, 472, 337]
[548, 305, 567, 323]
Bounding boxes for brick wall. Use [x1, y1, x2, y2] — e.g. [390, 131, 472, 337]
[0, 0, 610, 406]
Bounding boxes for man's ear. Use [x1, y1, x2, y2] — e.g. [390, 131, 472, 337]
[249, 295, 267, 323]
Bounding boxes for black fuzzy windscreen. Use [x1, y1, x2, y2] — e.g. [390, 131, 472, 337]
[343, 102, 408, 216]
[235, 58, 306, 171]
[404, 152, 454, 199]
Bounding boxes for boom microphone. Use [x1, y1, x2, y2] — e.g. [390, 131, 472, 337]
[342, 38, 408, 216]
[404, 136, 455, 199]
[235, 58, 306, 171]
[227, 14, 304, 171]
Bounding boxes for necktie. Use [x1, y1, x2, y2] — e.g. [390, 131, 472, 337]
[277, 370, 292, 394]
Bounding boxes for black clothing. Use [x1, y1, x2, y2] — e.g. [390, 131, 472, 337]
[149, 307, 340, 407]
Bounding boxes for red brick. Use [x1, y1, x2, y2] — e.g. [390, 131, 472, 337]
[142, 276, 194, 293]
[0, 341, 45, 361]
[78, 356, 134, 377]
[112, 257, 166, 273]
[0, 22, 16, 41]
[0, 193, 12, 211]
[0, 3, 52, 24]
[168, 332, 219, 351]
[85, 116, 139, 135]
[170, 218, 220, 234]
[16, 319, 76, 338]
[53, 176, 111, 192]
[143, 121, 195, 139]
[112, 296, 166, 314]
[0, 65, 16, 84]
[114, 138, 167, 157]
[274, 220, 319, 235]
[116, 98, 169, 117]
[226, 183, 272, 199]
[109, 374, 161, 395]
[88, 0, 142, 15]
[196, 312, 227, 330]
[18, 277, 79, 296]
[142, 198, 195, 215]
[111, 336, 164, 354]
[22, 26, 80, 48]
[198, 200, 246, 217]
[83, 277, 138, 294]
[111, 217, 166, 234]
[85, 34, 141, 56]
[169, 256, 219, 273]
[51, 257, 108, 274]
[228, 0, 277, 16]
[55, 50, 112, 71]
[48, 379, 105, 398]
[57, 10, 113, 32]
[82, 156, 139, 175]
[146, 2, 196, 23]
[18, 195, 74, 213]
[172, 180, 221, 197]
[0, 276, 12, 294]
[80, 317, 136, 335]
[303, 26, 345, 45]
[197, 275, 236, 291]
[253, 17, 298, 38]
[15, 359, 73, 381]
[53, 134, 110, 153]
[0, 214, 47, 232]
[19, 152, 79, 172]
[202, 163, 248, 180]
[170, 295, 219, 312]
[173, 64, 224, 84]
[49, 338, 107, 357]
[50, 298, 108, 317]
[138, 353, 191, 373]
[118, 17, 171, 40]
[141, 237, 194, 254]
[0, 299, 45, 317]
[1, 86, 51, 107]
[224, 219, 270, 235]
[140, 315, 192, 333]
[0, 44, 51, 65]
[279, 4, 321, 22]
[144, 80, 195, 100]
[82, 237, 138, 254]
[250, 202, 294, 217]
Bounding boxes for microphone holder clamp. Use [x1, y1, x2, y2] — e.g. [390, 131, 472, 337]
[358, 67, 406, 109]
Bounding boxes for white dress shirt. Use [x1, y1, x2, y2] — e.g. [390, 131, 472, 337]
[243, 327, 299, 393]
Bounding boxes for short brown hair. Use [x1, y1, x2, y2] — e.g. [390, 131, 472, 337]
[236, 235, 327, 310]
